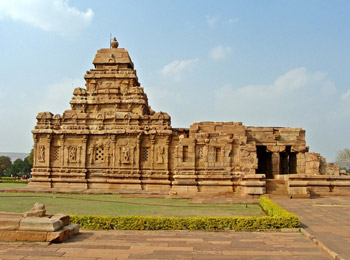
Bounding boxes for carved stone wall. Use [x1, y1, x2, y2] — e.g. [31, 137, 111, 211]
[29, 38, 340, 196]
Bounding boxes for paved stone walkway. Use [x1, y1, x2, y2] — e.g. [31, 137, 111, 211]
[0, 230, 329, 260]
[275, 196, 350, 259]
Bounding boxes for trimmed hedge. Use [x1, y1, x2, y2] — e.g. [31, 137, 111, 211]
[0, 177, 29, 184]
[0, 180, 28, 183]
[259, 197, 300, 228]
[69, 197, 299, 231]
[0, 177, 16, 180]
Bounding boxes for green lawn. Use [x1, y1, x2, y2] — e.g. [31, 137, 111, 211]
[0, 192, 265, 217]
[0, 182, 28, 188]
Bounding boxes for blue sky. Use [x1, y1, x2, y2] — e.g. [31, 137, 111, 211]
[0, 0, 349, 162]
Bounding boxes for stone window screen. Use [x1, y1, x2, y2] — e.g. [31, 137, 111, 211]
[197, 146, 204, 159]
[95, 147, 104, 162]
[53, 146, 60, 161]
[143, 147, 149, 161]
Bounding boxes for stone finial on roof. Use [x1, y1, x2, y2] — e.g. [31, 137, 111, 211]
[110, 37, 119, 48]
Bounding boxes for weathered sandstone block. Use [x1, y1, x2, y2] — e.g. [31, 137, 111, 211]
[20, 217, 62, 232]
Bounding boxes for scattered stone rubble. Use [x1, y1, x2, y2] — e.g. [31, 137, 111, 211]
[29, 37, 350, 197]
[0, 203, 79, 242]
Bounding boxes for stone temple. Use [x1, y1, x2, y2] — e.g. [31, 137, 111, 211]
[29, 38, 350, 197]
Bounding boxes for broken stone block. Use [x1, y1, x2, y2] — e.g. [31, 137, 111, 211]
[23, 202, 46, 217]
[63, 223, 80, 237]
[51, 214, 70, 227]
[46, 224, 79, 242]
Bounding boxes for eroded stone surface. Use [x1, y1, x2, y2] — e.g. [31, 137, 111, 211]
[23, 202, 46, 217]
[20, 217, 62, 232]
[51, 214, 70, 227]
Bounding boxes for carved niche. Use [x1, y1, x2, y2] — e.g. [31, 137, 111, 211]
[38, 145, 45, 162]
[122, 146, 130, 164]
[68, 146, 78, 163]
[157, 146, 164, 164]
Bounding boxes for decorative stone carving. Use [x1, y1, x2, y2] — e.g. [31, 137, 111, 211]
[157, 146, 164, 164]
[88, 146, 94, 164]
[122, 146, 130, 164]
[38, 145, 45, 162]
[68, 146, 77, 163]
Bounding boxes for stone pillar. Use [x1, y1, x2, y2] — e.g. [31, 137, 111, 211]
[192, 140, 196, 169]
[296, 152, 306, 174]
[150, 136, 155, 169]
[165, 136, 170, 171]
[61, 135, 66, 167]
[111, 135, 116, 168]
[45, 134, 52, 168]
[33, 134, 38, 167]
[271, 152, 280, 177]
[81, 135, 87, 167]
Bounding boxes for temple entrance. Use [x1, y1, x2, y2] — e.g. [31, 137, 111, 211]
[256, 146, 273, 178]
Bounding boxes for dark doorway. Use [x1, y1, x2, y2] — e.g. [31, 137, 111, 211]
[281, 152, 289, 174]
[289, 152, 297, 174]
[280, 146, 297, 174]
[257, 146, 272, 178]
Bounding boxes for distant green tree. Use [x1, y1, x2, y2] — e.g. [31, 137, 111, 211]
[24, 148, 33, 175]
[335, 148, 350, 171]
[0, 156, 12, 177]
[9, 158, 32, 176]
[26, 148, 33, 166]
[4, 164, 16, 177]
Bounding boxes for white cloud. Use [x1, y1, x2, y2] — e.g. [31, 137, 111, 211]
[0, 0, 94, 35]
[215, 67, 337, 122]
[160, 58, 199, 81]
[37, 77, 85, 114]
[341, 90, 350, 100]
[206, 15, 239, 27]
[226, 17, 239, 24]
[206, 15, 217, 28]
[210, 45, 232, 60]
[213, 67, 350, 161]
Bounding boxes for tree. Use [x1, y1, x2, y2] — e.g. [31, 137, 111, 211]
[26, 148, 33, 166]
[4, 164, 17, 177]
[335, 148, 350, 171]
[8, 158, 32, 176]
[24, 148, 33, 175]
[0, 156, 12, 176]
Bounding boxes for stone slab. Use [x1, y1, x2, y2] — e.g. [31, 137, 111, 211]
[0, 217, 21, 230]
[19, 217, 62, 232]
[0, 230, 47, 242]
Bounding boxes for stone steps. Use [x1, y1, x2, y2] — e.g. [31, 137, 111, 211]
[266, 180, 288, 195]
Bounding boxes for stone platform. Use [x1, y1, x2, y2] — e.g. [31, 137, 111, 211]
[0, 204, 79, 243]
